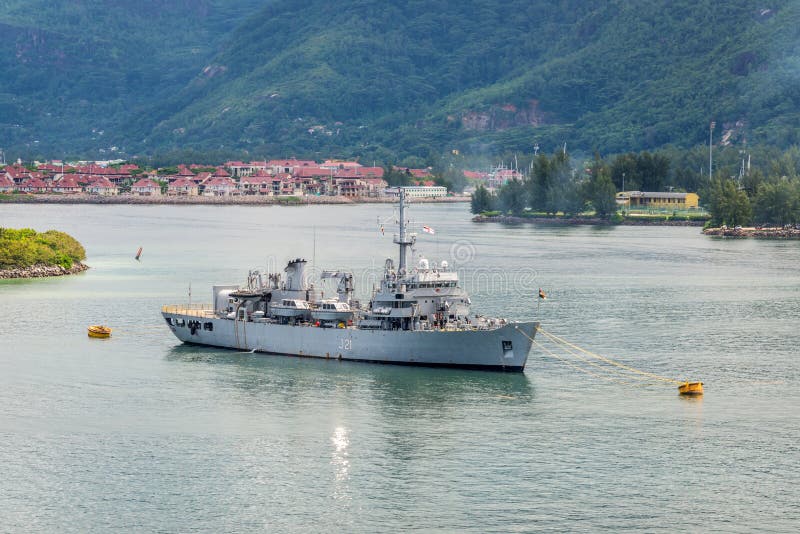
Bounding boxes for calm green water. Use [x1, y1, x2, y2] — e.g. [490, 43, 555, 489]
[1, 203, 798, 532]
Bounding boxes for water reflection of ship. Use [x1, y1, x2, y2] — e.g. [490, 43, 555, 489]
[165, 344, 534, 407]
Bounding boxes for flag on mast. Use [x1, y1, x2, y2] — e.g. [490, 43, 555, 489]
[422, 225, 435, 235]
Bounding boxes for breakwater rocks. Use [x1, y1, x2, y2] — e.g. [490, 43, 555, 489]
[2, 194, 469, 206]
[703, 227, 800, 238]
[0, 262, 89, 279]
[472, 215, 705, 226]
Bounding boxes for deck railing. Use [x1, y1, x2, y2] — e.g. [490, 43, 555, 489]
[161, 304, 215, 317]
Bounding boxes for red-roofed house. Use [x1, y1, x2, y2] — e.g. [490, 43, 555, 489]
[238, 172, 273, 195]
[271, 173, 297, 195]
[267, 159, 317, 174]
[191, 171, 211, 185]
[75, 163, 107, 175]
[203, 176, 238, 196]
[331, 177, 366, 197]
[102, 168, 132, 184]
[59, 173, 83, 186]
[293, 166, 330, 179]
[357, 166, 385, 179]
[85, 177, 118, 196]
[36, 163, 63, 174]
[131, 178, 162, 196]
[5, 165, 30, 185]
[167, 178, 199, 196]
[52, 175, 82, 194]
[225, 160, 268, 177]
[0, 174, 16, 193]
[19, 177, 50, 193]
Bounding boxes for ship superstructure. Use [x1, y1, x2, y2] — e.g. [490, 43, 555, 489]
[162, 189, 538, 371]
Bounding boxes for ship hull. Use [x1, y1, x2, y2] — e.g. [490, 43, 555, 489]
[162, 312, 537, 371]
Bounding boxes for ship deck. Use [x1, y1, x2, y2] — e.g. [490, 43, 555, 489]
[161, 305, 506, 332]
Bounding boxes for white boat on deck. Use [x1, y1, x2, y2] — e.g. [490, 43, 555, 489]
[311, 300, 354, 324]
[269, 298, 311, 322]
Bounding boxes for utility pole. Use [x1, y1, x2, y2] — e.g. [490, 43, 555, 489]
[709, 121, 715, 180]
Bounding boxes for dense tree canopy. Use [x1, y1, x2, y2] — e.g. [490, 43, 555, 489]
[468, 145, 800, 226]
[0, 228, 86, 269]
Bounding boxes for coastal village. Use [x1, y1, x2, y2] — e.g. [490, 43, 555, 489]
[0, 155, 714, 218]
[0, 158, 497, 199]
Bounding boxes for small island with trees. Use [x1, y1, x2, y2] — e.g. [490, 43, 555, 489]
[0, 228, 88, 279]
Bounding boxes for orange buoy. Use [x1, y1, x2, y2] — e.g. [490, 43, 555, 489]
[678, 381, 703, 395]
[88, 325, 112, 338]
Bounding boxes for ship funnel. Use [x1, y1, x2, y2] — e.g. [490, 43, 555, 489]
[284, 258, 309, 291]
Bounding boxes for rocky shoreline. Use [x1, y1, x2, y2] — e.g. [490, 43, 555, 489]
[702, 227, 800, 238]
[472, 214, 705, 226]
[0, 262, 90, 279]
[0, 194, 470, 206]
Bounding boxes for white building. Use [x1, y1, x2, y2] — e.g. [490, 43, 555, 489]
[385, 186, 447, 198]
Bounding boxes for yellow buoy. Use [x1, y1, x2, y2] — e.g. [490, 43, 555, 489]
[678, 381, 703, 395]
[88, 325, 112, 338]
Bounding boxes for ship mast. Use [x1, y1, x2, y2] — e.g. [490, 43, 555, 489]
[393, 188, 414, 273]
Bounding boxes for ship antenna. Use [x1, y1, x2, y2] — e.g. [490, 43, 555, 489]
[394, 188, 414, 273]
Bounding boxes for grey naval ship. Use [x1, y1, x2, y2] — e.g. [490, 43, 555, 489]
[162, 189, 538, 371]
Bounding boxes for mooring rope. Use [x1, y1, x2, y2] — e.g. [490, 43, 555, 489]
[538, 333, 657, 383]
[516, 325, 693, 388]
[537, 328, 683, 385]
[532, 339, 641, 385]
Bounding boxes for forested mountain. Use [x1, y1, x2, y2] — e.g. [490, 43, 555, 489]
[0, 0, 264, 157]
[2, 0, 799, 161]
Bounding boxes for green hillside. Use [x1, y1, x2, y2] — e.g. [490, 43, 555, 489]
[0, 0, 265, 156]
[2, 0, 800, 160]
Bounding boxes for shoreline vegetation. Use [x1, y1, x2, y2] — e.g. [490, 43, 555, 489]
[474, 213, 800, 237]
[472, 214, 706, 226]
[0, 193, 470, 206]
[0, 228, 88, 279]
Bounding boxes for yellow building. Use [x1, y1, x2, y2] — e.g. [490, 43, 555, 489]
[616, 191, 699, 209]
